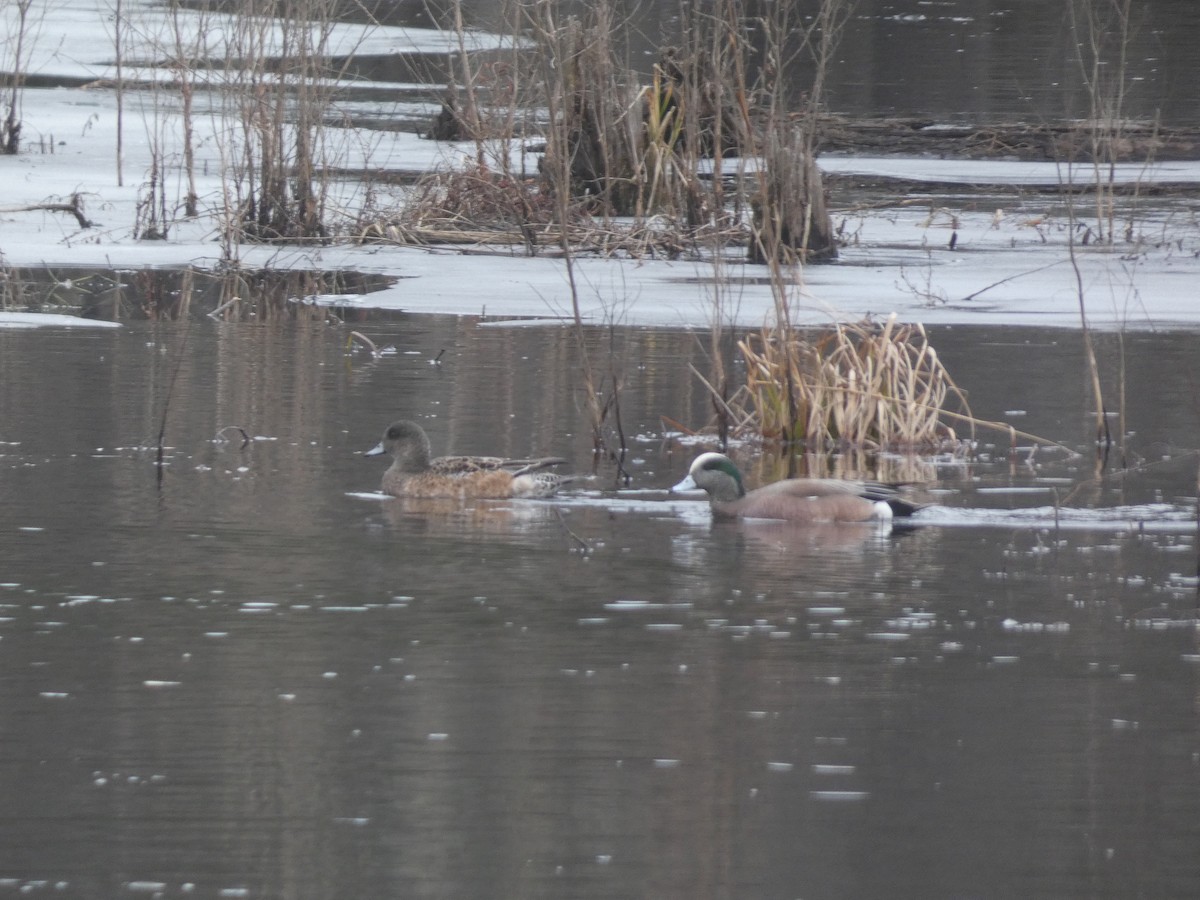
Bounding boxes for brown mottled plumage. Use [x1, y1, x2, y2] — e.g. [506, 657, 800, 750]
[671, 452, 922, 523]
[364, 420, 571, 499]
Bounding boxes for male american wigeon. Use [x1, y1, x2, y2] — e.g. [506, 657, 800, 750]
[365, 420, 571, 499]
[671, 452, 923, 523]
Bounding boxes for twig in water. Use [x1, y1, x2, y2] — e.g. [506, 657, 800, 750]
[958, 260, 1064, 303]
[348, 330, 379, 357]
[215, 425, 251, 447]
[688, 363, 742, 429]
[206, 295, 240, 319]
[555, 508, 591, 554]
[156, 322, 191, 489]
[660, 415, 700, 437]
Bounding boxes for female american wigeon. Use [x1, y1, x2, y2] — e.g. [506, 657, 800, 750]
[365, 420, 571, 499]
[671, 452, 922, 523]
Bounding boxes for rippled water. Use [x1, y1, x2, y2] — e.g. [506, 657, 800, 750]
[370, 0, 1200, 126]
[1, 317, 1198, 898]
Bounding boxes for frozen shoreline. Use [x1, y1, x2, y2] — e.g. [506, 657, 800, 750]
[2, 0, 1198, 331]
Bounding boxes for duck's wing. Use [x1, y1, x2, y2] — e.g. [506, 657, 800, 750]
[751, 478, 875, 499]
[511, 472, 576, 498]
[763, 478, 923, 517]
[848, 481, 925, 515]
[429, 455, 568, 477]
[428, 454, 507, 476]
[510, 457, 568, 476]
[721, 479, 876, 523]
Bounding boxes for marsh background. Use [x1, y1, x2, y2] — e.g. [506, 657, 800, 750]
[3, 0, 1200, 897]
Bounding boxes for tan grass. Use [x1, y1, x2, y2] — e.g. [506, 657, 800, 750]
[735, 314, 970, 451]
[357, 162, 744, 259]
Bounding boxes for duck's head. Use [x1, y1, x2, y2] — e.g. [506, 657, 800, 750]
[671, 452, 746, 502]
[365, 420, 432, 470]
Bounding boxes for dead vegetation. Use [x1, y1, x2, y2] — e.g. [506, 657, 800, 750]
[357, 0, 836, 265]
[718, 315, 971, 452]
[355, 162, 745, 259]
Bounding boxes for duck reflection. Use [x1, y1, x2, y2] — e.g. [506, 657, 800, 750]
[373, 494, 565, 537]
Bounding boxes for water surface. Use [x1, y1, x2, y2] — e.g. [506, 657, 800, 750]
[371, 0, 1200, 126]
[1, 318, 1198, 898]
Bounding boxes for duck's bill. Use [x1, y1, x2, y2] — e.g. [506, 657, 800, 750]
[671, 474, 698, 492]
[364, 442, 386, 457]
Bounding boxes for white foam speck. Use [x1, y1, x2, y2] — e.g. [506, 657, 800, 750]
[811, 790, 870, 801]
[812, 765, 856, 775]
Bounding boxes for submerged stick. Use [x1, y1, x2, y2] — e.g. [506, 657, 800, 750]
[348, 330, 379, 357]
[554, 508, 591, 554]
[206, 295, 240, 319]
[688, 363, 742, 427]
[660, 415, 700, 437]
[155, 322, 191, 489]
[214, 425, 251, 448]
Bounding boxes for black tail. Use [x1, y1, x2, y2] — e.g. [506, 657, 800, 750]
[885, 497, 925, 518]
[860, 482, 925, 518]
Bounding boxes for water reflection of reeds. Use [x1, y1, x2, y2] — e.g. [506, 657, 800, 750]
[1, 265, 394, 321]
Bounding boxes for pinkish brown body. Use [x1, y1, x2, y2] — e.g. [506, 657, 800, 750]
[365, 420, 570, 499]
[672, 452, 922, 523]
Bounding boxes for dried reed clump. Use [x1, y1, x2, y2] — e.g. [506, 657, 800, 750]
[736, 315, 969, 450]
[361, 2, 837, 262]
[406, 162, 556, 231]
[357, 162, 718, 259]
[356, 162, 561, 250]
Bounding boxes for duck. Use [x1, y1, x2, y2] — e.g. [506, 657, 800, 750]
[364, 420, 571, 499]
[671, 452, 922, 523]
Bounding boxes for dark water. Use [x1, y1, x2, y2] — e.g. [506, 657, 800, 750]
[2, 317, 1199, 899]
[369, 0, 1200, 126]
[5, 267, 394, 322]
